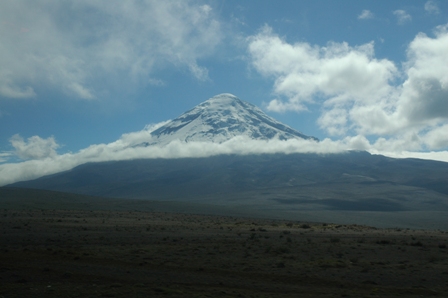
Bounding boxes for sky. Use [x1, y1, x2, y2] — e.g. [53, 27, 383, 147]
[1, 0, 448, 185]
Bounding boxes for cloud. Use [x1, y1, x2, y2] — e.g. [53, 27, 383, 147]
[2, 122, 448, 186]
[425, 1, 440, 14]
[421, 124, 448, 149]
[393, 10, 412, 25]
[265, 99, 306, 113]
[247, 25, 397, 130]
[0, 152, 12, 163]
[398, 25, 448, 124]
[10, 134, 60, 160]
[0, 0, 221, 100]
[0, 80, 36, 99]
[148, 78, 166, 87]
[247, 24, 448, 153]
[358, 10, 374, 20]
[317, 108, 348, 136]
[0, 127, 334, 186]
[373, 150, 448, 163]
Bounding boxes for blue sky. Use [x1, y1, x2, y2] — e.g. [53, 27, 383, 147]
[1, 0, 448, 184]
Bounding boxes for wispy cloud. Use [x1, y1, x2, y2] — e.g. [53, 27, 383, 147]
[0, 81, 36, 99]
[358, 10, 374, 20]
[0, 0, 222, 101]
[425, 0, 440, 14]
[0, 152, 12, 163]
[148, 78, 167, 87]
[393, 10, 412, 25]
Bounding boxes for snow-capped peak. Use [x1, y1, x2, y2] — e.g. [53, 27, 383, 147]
[144, 93, 318, 146]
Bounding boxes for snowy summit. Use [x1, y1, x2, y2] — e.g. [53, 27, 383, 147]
[144, 94, 318, 146]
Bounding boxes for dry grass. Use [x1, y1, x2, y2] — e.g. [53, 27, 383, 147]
[1, 209, 448, 297]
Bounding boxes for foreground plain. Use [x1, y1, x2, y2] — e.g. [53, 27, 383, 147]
[2, 205, 448, 297]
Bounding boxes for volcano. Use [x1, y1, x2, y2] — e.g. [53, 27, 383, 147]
[142, 93, 318, 146]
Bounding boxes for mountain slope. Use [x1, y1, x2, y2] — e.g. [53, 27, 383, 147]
[143, 93, 318, 146]
[8, 152, 448, 212]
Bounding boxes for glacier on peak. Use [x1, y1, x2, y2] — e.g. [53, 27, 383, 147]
[142, 93, 318, 146]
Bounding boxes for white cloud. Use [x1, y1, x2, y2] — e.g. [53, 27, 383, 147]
[425, 1, 440, 14]
[398, 25, 448, 124]
[0, 80, 36, 99]
[265, 98, 306, 113]
[0, 152, 12, 163]
[10, 134, 60, 160]
[372, 133, 423, 152]
[66, 83, 95, 100]
[421, 124, 448, 149]
[393, 10, 412, 25]
[375, 150, 448, 163]
[247, 25, 397, 133]
[358, 10, 374, 20]
[317, 108, 349, 135]
[0, 119, 385, 186]
[0, 0, 221, 100]
[247, 24, 448, 153]
[2, 123, 448, 186]
[148, 78, 166, 87]
[249, 26, 397, 110]
[0, 128, 339, 186]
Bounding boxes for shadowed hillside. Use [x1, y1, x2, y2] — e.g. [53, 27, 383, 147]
[4, 151, 448, 231]
[9, 152, 448, 211]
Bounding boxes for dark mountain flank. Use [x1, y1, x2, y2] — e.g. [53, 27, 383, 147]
[8, 151, 448, 213]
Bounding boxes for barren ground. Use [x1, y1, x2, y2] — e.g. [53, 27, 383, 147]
[1, 209, 448, 297]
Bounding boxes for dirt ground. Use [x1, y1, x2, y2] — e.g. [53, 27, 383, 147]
[1, 209, 447, 297]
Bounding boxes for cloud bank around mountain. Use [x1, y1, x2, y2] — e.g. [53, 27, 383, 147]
[1, 123, 448, 187]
